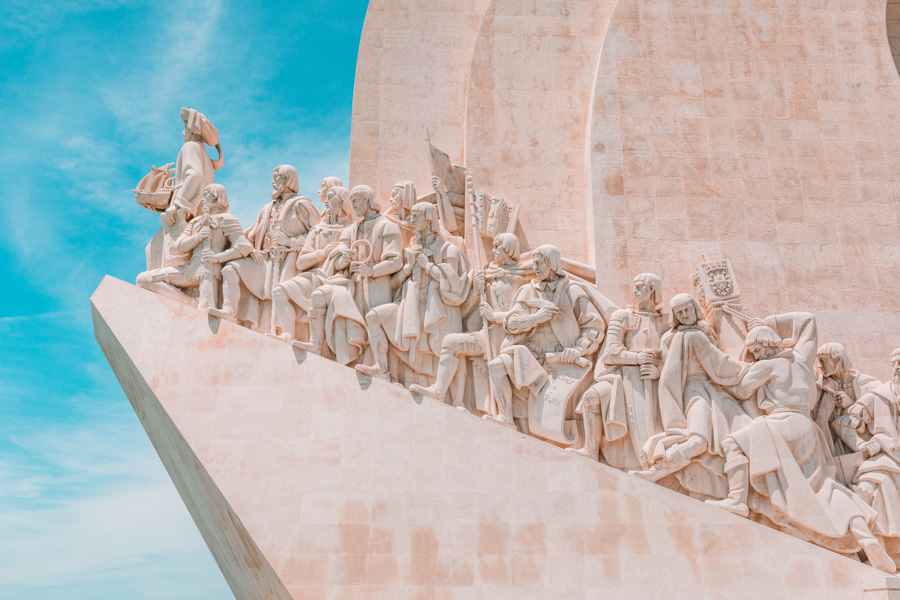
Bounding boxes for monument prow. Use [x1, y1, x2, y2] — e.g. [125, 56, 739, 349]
[92, 276, 897, 598]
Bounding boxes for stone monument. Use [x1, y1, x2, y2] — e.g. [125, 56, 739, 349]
[94, 1, 900, 597]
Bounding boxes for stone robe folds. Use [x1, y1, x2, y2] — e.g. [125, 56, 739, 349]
[498, 277, 605, 403]
[228, 194, 319, 327]
[728, 313, 877, 554]
[644, 326, 750, 499]
[851, 382, 900, 540]
[587, 308, 667, 471]
[813, 370, 881, 457]
[339, 214, 403, 313]
[383, 233, 471, 381]
[314, 249, 369, 366]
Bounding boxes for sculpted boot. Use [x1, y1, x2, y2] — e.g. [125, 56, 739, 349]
[568, 407, 601, 460]
[292, 307, 326, 355]
[705, 457, 750, 518]
[849, 516, 897, 574]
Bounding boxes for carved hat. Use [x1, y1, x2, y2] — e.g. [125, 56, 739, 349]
[273, 165, 300, 195]
[180, 107, 219, 146]
[493, 232, 520, 261]
[741, 325, 783, 362]
[668, 293, 702, 328]
[533, 244, 562, 274]
[203, 183, 228, 211]
[321, 176, 343, 196]
[350, 185, 380, 214]
[391, 181, 417, 211]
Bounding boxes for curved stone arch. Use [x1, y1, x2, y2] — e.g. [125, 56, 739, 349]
[349, 0, 493, 202]
[588, 0, 900, 376]
[464, 0, 616, 261]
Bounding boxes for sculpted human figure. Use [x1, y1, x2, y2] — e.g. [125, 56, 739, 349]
[408, 233, 531, 408]
[706, 314, 895, 573]
[162, 108, 224, 229]
[271, 184, 354, 341]
[570, 274, 666, 469]
[137, 184, 251, 310]
[384, 180, 417, 246]
[629, 294, 751, 500]
[356, 202, 471, 385]
[845, 348, 900, 561]
[209, 166, 320, 328]
[813, 342, 881, 457]
[485, 244, 604, 429]
[339, 185, 404, 314]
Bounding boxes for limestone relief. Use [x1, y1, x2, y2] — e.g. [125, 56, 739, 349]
[128, 113, 900, 574]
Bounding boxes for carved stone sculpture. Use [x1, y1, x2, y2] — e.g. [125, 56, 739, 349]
[707, 313, 896, 573]
[630, 294, 752, 501]
[137, 184, 251, 311]
[571, 273, 666, 468]
[847, 348, 900, 563]
[813, 342, 882, 460]
[144, 108, 224, 270]
[271, 183, 353, 342]
[356, 202, 471, 385]
[208, 166, 320, 328]
[408, 233, 531, 409]
[485, 245, 605, 433]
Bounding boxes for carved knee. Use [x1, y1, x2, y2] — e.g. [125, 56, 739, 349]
[221, 264, 239, 283]
[136, 272, 151, 287]
[722, 437, 747, 471]
[580, 387, 601, 412]
[272, 286, 287, 301]
[310, 290, 328, 310]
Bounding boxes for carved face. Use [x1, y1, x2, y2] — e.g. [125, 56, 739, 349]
[492, 239, 505, 262]
[892, 358, 900, 379]
[271, 170, 289, 197]
[351, 193, 368, 218]
[319, 179, 330, 203]
[673, 303, 697, 326]
[201, 187, 222, 213]
[817, 354, 841, 378]
[390, 185, 403, 209]
[534, 252, 552, 281]
[747, 342, 777, 362]
[325, 189, 342, 217]
[633, 279, 652, 304]
[182, 125, 192, 143]
[409, 208, 429, 234]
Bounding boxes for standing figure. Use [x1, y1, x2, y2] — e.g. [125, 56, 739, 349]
[813, 342, 881, 458]
[846, 348, 900, 563]
[271, 185, 354, 341]
[485, 245, 604, 429]
[209, 165, 320, 329]
[385, 180, 417, 246]
[137, 184, 251, 309]
[148, 108, 224, 270]
[707, 314, 895, 574]
[356, 202, 471, 385]
[629, 294, 751, 501]
[340, 185, 404, 314]
[571, 274, 666, 470]
[409, 233, 531, 408]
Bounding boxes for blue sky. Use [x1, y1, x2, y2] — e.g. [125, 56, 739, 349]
[0, 1, 369, 597]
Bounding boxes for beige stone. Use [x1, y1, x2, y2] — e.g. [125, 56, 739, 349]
[91, 277, 899, 597]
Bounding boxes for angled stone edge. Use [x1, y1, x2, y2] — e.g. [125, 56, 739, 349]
[92, 276, 897, 599]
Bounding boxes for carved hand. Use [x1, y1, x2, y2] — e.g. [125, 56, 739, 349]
[431, 175, 443, 196]
[273, 232, 290, 247]
[834, 391, 852, 409]
[535, 306, 560, 323]
[474, 270, 485, 292]
[561, 347, 584, 364]
[640, 364, 660, 380]
[351, 262, 374, 277]
[860, 438, 882, 458]
[250, 250, 267, 265]
[747, 317, 766, 330]
[202, 249, 220, 264]
[479, 302, 496, 324]
[415, 252, 430, 269]
[636, 350, 655, 365]
[162, 205, 179, 227]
